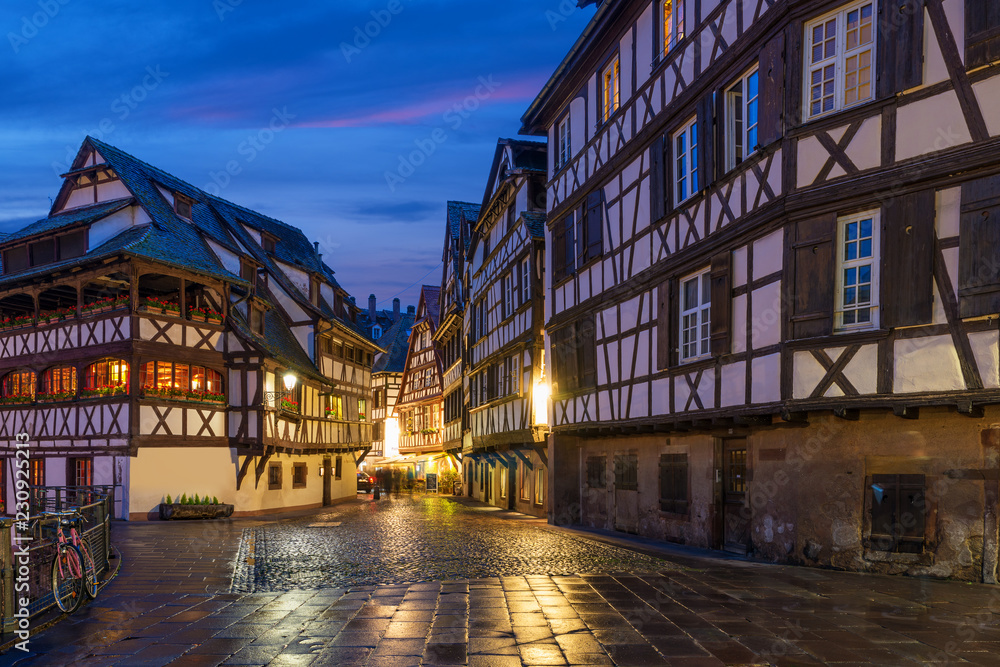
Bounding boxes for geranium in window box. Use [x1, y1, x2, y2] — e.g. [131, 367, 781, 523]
[189, 308, 207, 322]
[163, 302, 181, 317]
[11, 315, 32, 329]
[111, 295, 129, 310]
[37, 391, 74, 403]
[280, 398, 300, 413]
[204, 309, 223, 323]
[81, 384, 127, 399]
[0, 395, 33, 406]
[325, 407, 338, 418]
[141, 297, 168, 314]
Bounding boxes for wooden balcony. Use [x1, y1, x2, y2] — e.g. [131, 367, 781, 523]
[399, 430, 443, 453]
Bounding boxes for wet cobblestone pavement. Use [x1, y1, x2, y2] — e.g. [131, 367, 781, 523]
[234, 496, 673, 592]
[6, 495, 1000, 666]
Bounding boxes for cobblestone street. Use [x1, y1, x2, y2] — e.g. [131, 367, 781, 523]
[4, 495, 1000, 666]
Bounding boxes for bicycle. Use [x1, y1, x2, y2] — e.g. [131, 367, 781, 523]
[47, 510, 98, 613]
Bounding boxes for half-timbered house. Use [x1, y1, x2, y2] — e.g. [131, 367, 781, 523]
[522, 0, 1000, 580]
[369, 305, 415, 468]
[394, 286, 455, 483]
[0, 138, 378, 519]
[437, 202, 479, 465]
[463, 140, 550, 516]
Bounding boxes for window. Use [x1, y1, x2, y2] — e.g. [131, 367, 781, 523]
[30, 239, 55, 266]
[614, 454, 638, 491]
[660, 0, 685, 55]
[326, 395, 343, 419]
[674, 117, 698, 203]
[506, 205, 516, 233]
[310, 278, 320, 306]
[292, 463, 307, 489]
[551, 317, 596, 393]
[557, 115, 571, 169]
[335, 456, 343, 480]
[870, 474, 925, 553]
[41, 367, 77, 398]
[967, 1, 1000, 69]
[579, 191, 603, 265]
[250, 305, 265, 335]
[836, 211, 879, 330]
[69, 458, 93, 486]
[805, 1, 875, 120]
[601, 56, 620, 122]
[262, 234, 276, 253]
[500, 467, 508, 499]
[535, 468, 545, 504]
[552, 214, 576, 282]
[268, 463, 282, 490]
[175, 194, 193, 219]
[679, 269, 711, 362]
[30, 458, 45, 487]
[520, 257, 530, 306]
[502, 272, 514, 320]
[2, 247, 29, 274]
[2, 370, 35, 399]
[519, 462, 530, 501]
[84, 359, 129, 395]
[320, 336, 333, 356]
[373, 388, 382, 409]
[726, 67, 760, 171]
[358, 399, 367, 421]
[659, 454, 689, 513]
[586, 456, 606, 488]
[139, 362, 223, 399]
[240, 259, 256, 283]
[372, 325, 382, 339]
[483, 235, 491, 263]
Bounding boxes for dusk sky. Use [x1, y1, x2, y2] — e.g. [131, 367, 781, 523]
[0, 1, 593, 310]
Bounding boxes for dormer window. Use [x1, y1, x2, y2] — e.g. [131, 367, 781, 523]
[310, 278, 320, 306]
[240, 258, 256, 283]
[175, 194, 193, 220]
[1, 229, 89, 275]
[250, 305, 265, 335]
[262, 234, 276, 254]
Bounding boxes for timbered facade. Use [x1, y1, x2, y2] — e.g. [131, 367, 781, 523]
[0, 138, 378, 519]
[463, 140, 550, 516]
[522, 0, 1000, 580]
[369, 307, 415, 466]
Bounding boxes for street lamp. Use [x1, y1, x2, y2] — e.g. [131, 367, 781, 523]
[283, 373, 297, 392]
[264, 372, 298, 408]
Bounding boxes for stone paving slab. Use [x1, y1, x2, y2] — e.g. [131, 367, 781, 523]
[3, 495, 1000, 666]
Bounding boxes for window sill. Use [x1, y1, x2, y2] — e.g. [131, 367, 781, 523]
[862, 549, 925, 564]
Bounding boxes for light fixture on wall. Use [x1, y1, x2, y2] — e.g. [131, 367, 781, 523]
[283, 373, 297, 392]
[264, 371, 298, 408]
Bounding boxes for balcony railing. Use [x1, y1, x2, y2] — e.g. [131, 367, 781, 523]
[399, 429, 443, 451]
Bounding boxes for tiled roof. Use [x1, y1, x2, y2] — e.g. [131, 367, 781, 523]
[503, 138, 547, 174]
[447, 201, 480, 243]
[372, 312, 415, 374]
[522, 211, 547, 240]
[2, 198, 134, 245]
[421, 285, 441, 329]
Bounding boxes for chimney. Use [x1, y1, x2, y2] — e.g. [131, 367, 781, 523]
[407, 305, 415, 316]
[313, 241, 322, 262]
[393, 298, 401, 321]
[368, 294, 376, 323]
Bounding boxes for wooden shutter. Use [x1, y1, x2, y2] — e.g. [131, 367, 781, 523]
[650, 135, 665, 222]
[2, 247, 28, 274]
[710, 251, 731, 356]
[578, 316, 597, 389]
[882, 189, 935, 327]
[967, 0, 1000, 70]
[757, 32, 785, 148]
[789, 214, 836, 339]
[715, 88, 728, 177]
[586, 190, 604, 261]
[959, 174, 1000, 318]
[58, 230, 87, 259]
[575, 204, 586, 269]
[697, 93, 716, 190]
[656, 279, 679, 370]
[553, 219, 567, 282]
[876, 0, 924, 97]
[29, 239, 55, 266]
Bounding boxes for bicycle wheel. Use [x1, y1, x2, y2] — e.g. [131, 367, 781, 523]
[51, 544, 85, 613]
[77, 539, 99, 599]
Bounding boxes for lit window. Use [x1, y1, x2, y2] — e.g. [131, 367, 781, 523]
[726, 67, 759, 170]
[837, 211, 879, 330]
[358, 398, 367, 422]
[661, 0, 685, 55]
[679, 268, 711, 362]
[673, 117, 698, 203]
[557, 116, 571, 168]
[601, 56, 620, 123]
[326, 395, 344, 420]
[1, 370, 36, 400]
[805, 1, 875, 120]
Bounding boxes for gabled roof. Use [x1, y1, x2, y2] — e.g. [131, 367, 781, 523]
[419, 285, 441, 330]
[522, 211, 547, 240]
[447, 201, 480, 249]
[3, 198, 133, 245]
[477, 138, 547, 234]
[372, 311, 416, 374]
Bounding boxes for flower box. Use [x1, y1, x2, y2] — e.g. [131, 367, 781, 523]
[159, 503, 234, 520]
[190, 313, 206, 323]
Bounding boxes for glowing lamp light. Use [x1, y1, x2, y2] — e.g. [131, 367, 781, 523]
[283, 373, 297, 392]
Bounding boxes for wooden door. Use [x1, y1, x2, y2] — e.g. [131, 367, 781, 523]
[613, 453, 639, 534]
[322, 457, 332, 506]
[722, 440, 750, 554]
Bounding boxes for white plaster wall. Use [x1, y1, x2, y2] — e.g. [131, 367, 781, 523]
[895, 335, 965, 393]
[96, 180, 131, 203]
[89, 207, 138, 249]
[896, 92, 972, 161]
[207, 238, 241, 276]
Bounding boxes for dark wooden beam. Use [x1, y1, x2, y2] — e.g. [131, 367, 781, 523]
[958, 401, 985, 418]
[531, 445, 548, 467]
[512, 449, 534, 470]
[892, 405, 919, 420]
[833, 407, 860, 421]
[780, 410, 809, 423]
[734, 415, 773, 426]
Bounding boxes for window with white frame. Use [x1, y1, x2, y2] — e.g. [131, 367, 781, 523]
[679, 268, 711, 361]
[520, 257, 530, 306]
[660, 0, 685, 55]
[502, 272, 513, 320]
[726, 67, 759, 171]
[805, 1, 875, 120]
[557, 116, 571, 169]
[601, 56, 620, 123]
[673, 117, 698, 203]
[837, 211, 879, 330]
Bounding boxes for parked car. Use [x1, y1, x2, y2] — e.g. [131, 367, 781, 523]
[357, 472, 375, 492]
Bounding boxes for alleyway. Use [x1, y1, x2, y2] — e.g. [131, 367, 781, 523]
[4, 495, 1000, 666]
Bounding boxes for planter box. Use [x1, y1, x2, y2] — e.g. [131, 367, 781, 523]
[159, 503, 234, 520]
[190, 314, 206, 322]
[141, 306, 164, 315]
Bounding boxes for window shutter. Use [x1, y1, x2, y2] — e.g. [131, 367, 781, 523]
[58, 230, 87, 259]
[710, 251, 731, 356]
[697, 93, 716, 189]
[657, 281, 670, 371]
[789, 214, 836, 338]
[586, 190, 604, 261]
[878, 0, 925, 97]
[575, 204, 587, 269]
[959, 175, 1000, 318]
[715, 88, 728, 177]
[578, 316, 597, 389]
[650, 135, 665, 222]
[2, 247, 28, 274]
[757, 32, 785, 148]
[882, 189, 935, 327]
[967, 0, 1000, 70]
